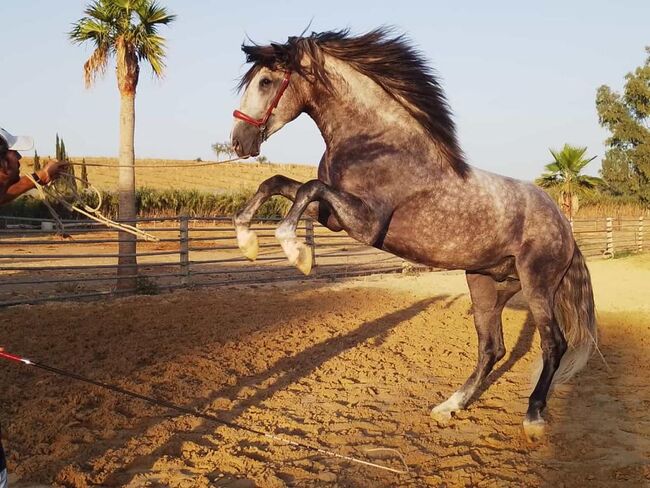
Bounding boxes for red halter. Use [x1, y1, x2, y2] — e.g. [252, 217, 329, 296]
[233, 71, 292, 139]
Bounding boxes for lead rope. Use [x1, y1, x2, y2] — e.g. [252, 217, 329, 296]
[0, 349, 410, 475]
[26, 173, 159, 242]
[67, 155, 250, 168]
[26, 155, 254, 239]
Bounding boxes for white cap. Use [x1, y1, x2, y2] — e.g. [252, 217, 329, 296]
[0, 127, 34, 151]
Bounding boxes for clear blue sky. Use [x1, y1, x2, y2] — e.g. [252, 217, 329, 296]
[1, 1, 648, 181]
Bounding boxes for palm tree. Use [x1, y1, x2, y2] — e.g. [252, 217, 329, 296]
[70, 0, 175, 291]
[536, 144, 602, 219]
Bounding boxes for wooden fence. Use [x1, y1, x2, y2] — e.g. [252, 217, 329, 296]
[0, 215, 645, 307]
[572, 216, 644, 258]
[0, 216, 414, 307]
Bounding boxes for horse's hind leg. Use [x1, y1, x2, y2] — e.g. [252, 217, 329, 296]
[431, 272, 521, 422]
[234, 175, 316, 261]
[517, 257, 568, 443]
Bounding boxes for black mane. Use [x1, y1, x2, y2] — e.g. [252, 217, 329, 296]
[239, 28, 467, 175]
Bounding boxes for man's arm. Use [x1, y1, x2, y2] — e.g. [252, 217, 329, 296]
[0, 174, 39, 204]
[0, 162, 68, 205]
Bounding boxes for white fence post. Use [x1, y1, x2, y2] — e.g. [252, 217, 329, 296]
[605, 217, 614, 258]
[180, 213, 190, 286]
[639, 216, 644, 253]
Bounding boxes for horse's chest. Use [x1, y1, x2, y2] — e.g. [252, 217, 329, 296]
[321, 160, 402, 197]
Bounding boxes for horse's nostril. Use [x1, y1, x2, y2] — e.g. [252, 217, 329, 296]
[232, 139, 242, 154]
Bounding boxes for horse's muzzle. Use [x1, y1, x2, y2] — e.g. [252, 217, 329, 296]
[231, 121, 261, 157]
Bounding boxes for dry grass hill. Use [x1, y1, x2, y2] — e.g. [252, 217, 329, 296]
[23, 156, 317, 193]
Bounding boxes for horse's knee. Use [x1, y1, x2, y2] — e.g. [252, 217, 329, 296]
[481, 342, 505, 368]
[494, 343, 506, 362]
[258, 174, 284, 193]
[296, 179, 324, 200]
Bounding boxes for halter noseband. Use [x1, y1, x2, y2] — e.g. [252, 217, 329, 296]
[233, 71, 292, 140]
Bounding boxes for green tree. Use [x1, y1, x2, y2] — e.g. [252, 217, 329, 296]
[70, 0, 176, 291]
[33, 150, 41, 172]
[53, 135, 78, 195]
[55, 133, 61, 161]
[536, 144, 602, 219]
[212, 141, 235, 160]
[596, 47, 650, 203]
[80, 158, 90, 189]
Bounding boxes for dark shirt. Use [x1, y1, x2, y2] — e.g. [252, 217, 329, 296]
[0, 438, 5, 472]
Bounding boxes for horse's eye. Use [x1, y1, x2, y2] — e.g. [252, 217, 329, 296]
[260, 77, 272, 88]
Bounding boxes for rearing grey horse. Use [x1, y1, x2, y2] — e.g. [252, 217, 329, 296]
[230, 28, 597, 442]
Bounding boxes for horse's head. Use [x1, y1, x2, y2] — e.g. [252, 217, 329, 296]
[232, 38, 314, 157]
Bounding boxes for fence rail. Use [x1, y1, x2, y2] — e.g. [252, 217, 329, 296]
[0, 214, 645, 307]
[0, 215, 416, 306]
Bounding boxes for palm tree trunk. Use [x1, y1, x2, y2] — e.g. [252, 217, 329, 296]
[117, 91, 137, 292]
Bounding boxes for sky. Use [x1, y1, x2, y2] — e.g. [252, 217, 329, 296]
[0, 0, 648, 181]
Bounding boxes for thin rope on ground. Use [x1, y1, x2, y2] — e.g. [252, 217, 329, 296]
[0, 349, 410, 476]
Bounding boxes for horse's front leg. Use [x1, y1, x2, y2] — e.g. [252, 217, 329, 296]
[275, 179, 388, 275]
[234, 175, 310, 261]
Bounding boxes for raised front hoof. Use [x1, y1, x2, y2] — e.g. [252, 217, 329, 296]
[236, 227, 259, 261]
[522, 418, 546, 444]
[280, 239, 313, 276]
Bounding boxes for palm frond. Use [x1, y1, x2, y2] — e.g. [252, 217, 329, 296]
[137, 34, 167, 77]
[83, 45, 110, 88]
[69, 17, 112, 46]
[71, 0, 175, 86]
[578, 175, 604, 188]
[136, 1, 177, 28]
[83, 0, 120, 24]
[535, 173, 560, 188]
[544, 161, 561, 173]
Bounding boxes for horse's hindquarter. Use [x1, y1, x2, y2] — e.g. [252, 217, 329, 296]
[382, 168, 539, 270]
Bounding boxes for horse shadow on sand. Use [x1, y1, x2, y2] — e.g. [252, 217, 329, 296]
[92, 290, 463, 485]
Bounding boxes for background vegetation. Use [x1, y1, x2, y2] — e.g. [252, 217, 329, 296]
[2, 187, 292, 220]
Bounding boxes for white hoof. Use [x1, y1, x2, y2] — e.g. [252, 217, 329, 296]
[236, 226, 259, 261]
[430, 408, 454, 424]
[522, 418, 545, 443]
[279, 238, 313, 276]
[430, 391, 465, 424]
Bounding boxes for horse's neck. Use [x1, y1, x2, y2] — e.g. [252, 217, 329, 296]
[306, 58, 422, 149]
[305, 57, 451, 171]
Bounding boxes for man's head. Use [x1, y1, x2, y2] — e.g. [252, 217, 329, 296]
[0, 127, 33, 189]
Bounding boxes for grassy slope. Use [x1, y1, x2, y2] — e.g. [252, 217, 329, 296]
[22, 156, 317, 193]
[20, 156, 648, 217]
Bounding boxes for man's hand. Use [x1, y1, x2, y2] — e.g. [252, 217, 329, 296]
[40, 160, 69, 185]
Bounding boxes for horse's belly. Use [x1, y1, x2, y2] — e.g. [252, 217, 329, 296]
[381, 212, 514, 270]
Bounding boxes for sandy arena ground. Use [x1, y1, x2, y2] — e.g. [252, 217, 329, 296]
[0, 254, 649, 487]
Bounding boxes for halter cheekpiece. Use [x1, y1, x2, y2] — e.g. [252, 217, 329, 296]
[233, 71, 292, 140]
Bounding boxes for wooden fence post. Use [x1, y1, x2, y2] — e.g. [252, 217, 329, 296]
[180, 213, 190, 286]
[639, 216, 644, 253]
[605, 217, 614, 258]
[305, 218, 316, 268]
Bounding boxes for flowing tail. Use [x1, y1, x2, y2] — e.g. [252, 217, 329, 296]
[550, 244, 598, 384]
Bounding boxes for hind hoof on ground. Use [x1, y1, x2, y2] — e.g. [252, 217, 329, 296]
[236, 227, 259, 261]
[522, 419, 545, 443]
[430, 409, 453, 426]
